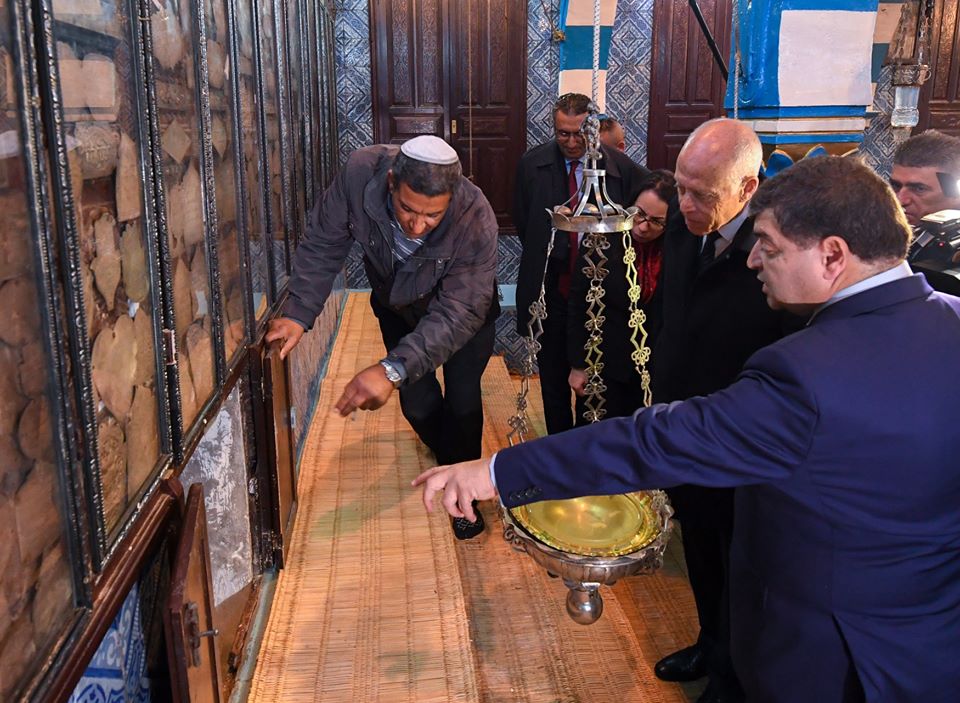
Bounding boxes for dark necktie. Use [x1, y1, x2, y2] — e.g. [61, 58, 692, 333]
[698, 230, 721, 273]
[558, 160, 581, 298]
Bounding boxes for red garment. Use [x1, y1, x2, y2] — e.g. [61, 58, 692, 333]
[632, 236, 663, 305]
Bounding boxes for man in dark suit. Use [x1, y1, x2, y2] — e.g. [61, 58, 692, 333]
[513, 93, 647, 434]
[416, 155, 960, 703]
[650, 119, 789, 702]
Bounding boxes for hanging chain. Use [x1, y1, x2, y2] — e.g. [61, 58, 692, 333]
[579, 0, 608, 425]
[581, 231, 609, 423]
[508, 231, 557, 445]
[622, 233, 653, 407]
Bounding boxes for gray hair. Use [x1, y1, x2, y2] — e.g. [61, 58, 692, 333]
[392, 151, 462, 196]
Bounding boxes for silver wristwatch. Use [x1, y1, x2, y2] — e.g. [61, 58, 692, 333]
[379, 359, 402, 387]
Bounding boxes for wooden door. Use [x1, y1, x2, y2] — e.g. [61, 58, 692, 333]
[263, 339, 295, 565]
[448, 0, 526, 230]
[165, 483, 222, 703]
[646, 0, 732, 170]
[917, 0, 960, 135]
[370, 0, 527, 230]
[371, 0, 447, 143]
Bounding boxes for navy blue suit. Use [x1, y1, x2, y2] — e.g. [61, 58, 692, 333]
[497, 274, 960, 702]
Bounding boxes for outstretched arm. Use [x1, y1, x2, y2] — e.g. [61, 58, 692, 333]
[412, 457, 497, 521]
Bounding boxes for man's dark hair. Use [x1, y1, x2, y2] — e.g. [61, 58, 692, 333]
[392, 151, 462, 196]
[599, 117, 621, 133]
[554, 92, 591, 116]
[637, 169, 677, 204]
[751, 155, 910, 263]
[893, 129, 960, 175]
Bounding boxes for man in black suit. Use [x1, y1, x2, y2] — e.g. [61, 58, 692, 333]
[512, 93, 647, 434]
[651, 118, 791, 703]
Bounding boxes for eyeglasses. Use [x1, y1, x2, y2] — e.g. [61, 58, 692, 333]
[634, 207, 666, 230]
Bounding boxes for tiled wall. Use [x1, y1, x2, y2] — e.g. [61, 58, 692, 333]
[68, 583, 150, 703]
[860, 65, 902, 179]
[333, 0, 374, 164]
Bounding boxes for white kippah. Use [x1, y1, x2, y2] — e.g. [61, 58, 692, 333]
[400, 135, 460, 165]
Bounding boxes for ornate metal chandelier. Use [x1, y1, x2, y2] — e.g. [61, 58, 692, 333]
[508, 2, 653, 442]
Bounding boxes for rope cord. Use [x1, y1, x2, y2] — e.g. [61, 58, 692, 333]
[592, 0, 600, 107]
[466, 0, 474, 179]
[732, 0, 740, 119]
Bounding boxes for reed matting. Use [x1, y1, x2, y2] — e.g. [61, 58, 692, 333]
[249, 294, 478, 702]
[249, 292, 703, 702]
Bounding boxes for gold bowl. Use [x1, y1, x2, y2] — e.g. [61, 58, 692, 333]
[502, 490, 673, 625]
[510, 492, 661, 557]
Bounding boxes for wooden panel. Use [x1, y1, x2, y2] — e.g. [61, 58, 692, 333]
[918, 0, 960, 137]
[668, 1, 689, 102]
[263, 341, 295, 563]
[448, 0, 527, 230]
[666, 111, 714, 132]
[165, 483, 222, 703]
[460, 115, 508, 135]
[392, 0, 412, 105]
[488, 0, 509, 105]
[372, 0, 449, 143]
[392, 114, 443, 136]
[647, 0, 732, 171]
[420, 0, 443, 106]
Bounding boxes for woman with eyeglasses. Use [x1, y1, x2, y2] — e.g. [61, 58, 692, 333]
[566, 169, 677, 422]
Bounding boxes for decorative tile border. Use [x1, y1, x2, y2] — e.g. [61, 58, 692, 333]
[68, 583, 149, 703]
[607, 0, 654, 166]
[334, 0, 375, 165]
[860, 65, 901, 179]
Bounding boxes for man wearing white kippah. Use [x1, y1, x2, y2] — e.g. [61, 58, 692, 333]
[268, 135, 499, 539]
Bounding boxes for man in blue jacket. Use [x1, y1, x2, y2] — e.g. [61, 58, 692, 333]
[415, 155, 960, 702]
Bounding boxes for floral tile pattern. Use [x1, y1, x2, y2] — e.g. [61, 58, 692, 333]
[68, 584, 149, 703]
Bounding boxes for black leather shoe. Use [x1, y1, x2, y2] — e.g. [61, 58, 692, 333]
[654, 644, 708, 682]
[696, 679, 745, 703]
[452, 501, 485, 540]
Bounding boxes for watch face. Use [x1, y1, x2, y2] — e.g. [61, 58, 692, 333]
[380, 361, 401, 383]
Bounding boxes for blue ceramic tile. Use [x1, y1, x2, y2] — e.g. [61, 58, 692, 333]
[69, 584, 149, 703]
[334, 0, 374, 164]
[860, 66, 898, 179]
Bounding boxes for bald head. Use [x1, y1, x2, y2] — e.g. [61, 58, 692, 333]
[675, 118, 762, 235]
